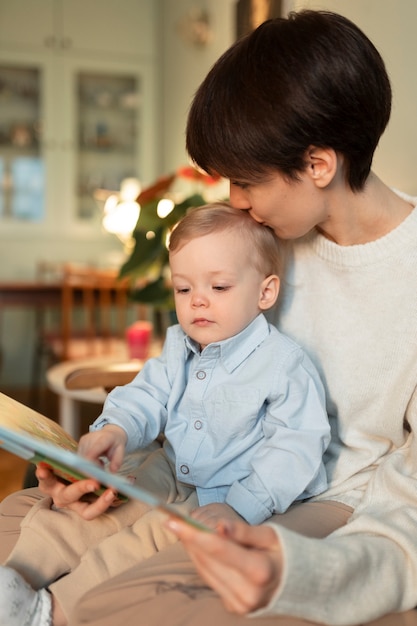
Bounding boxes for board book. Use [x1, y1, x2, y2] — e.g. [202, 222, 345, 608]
[0, 392, 207, 528]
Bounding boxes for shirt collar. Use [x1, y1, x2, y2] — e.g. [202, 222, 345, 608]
[184, 314, 270, 373]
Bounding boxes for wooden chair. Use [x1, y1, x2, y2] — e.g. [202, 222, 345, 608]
[46, 358, 136, 439]
[58, 265, 130, 361]
[46, 332, 162, 439]
[32, 264, 136, 390]
[64, 360, 142, 393]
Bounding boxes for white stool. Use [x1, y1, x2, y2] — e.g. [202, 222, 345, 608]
[46, 357, 117, 439]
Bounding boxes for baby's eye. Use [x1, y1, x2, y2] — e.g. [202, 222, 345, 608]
[213, 285, 230, 291]
[175, 287, 190, 294]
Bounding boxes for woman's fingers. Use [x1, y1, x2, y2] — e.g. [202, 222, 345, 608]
[166, 517, 282, 613]
[218, 518, 279, 550]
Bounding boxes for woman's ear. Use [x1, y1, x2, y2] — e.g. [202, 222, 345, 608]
[259, 275, 280, 311]
[305, 146, 339, 188]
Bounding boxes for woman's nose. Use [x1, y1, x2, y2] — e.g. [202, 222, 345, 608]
[229, 184, 251, 210]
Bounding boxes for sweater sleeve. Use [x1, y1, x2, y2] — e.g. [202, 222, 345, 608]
[255, 388, 417, 624]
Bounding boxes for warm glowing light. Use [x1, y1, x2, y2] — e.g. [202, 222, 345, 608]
[120, 177, 141, 202]
[157, 198, 175, 218]
[102, 200, 140, 238]
[102, 178, 141, 245]
[103, 194, 119, 213]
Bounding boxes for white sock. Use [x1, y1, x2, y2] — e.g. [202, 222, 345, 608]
[0, 565, 52, 626]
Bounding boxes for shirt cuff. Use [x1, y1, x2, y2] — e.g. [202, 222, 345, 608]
[226, 481, 272, 524]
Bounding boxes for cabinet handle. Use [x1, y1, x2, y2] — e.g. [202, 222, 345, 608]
[44, 35, 57, 48]
[61, 38, 72, 49]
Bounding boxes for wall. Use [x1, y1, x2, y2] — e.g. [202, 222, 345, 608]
[158, 0, 236, 173]
[3, 0, 417, 387]
[284, 0, 417, 195]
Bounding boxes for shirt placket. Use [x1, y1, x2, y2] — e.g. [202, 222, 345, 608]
[176, 350, 217, 483]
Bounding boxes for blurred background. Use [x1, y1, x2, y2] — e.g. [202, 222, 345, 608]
[0, 0, 416, 390]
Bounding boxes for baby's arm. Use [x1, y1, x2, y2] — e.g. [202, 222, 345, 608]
[78, 424, 127, 472]
[225, 348, 330, 524]
[191, 503, 244, 529]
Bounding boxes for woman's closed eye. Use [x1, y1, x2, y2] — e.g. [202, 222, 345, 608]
[231, 180, 250, 190]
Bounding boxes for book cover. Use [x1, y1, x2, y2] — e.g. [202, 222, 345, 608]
[0, 392, 128, 497]
[0, 393, 208, 529]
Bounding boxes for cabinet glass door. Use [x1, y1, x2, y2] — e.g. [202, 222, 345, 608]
[76, 71, 141, 222]
[0, 65, 44, 222]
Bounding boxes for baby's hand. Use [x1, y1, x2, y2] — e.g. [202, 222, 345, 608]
[78, 425, 127, 472]
[191, 503, 244, 530]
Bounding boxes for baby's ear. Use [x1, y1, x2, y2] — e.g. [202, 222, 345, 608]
[259, 275, 280, 310]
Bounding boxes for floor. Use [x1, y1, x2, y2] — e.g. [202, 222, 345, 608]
[0, 448, 28, 502]
[0, 386, 99, 503]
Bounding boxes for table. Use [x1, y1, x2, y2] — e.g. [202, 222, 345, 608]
[0, 281, 61, 307]
[46, 355, 126, 439]
[46, 339, 162, 438]
[0, 279, 139, 388]
[0, 280, 130, 307]
[0, 281, 63, 387]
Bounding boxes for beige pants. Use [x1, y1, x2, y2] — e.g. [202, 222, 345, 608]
[71, 541, 417, 626]
[2, 484, 417, 626]
[1, 447, 198, 618]
[70, 500, 417, 626]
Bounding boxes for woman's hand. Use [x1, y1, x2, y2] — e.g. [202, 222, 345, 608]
[166, 516, 282, 615]
[36, 464, 118, 521]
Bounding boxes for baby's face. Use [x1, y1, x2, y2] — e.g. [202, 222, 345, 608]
[170, 230, 265, 349]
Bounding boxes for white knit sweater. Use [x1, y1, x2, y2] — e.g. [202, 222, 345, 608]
[262, 193, 417, 624]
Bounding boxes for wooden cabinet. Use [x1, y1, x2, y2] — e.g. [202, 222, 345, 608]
[0, 0, 158, 238]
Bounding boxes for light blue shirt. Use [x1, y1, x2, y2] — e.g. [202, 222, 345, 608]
[92, 314, 330, 524]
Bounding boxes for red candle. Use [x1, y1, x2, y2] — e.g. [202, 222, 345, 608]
[126, 321, 153, 359]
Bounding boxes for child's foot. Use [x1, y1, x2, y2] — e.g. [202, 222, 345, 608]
[0, 565, 52, 626]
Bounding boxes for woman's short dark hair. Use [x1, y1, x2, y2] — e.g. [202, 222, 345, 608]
[186, 10, 392, 191]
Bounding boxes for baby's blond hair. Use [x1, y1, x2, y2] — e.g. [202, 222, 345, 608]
[168, 202, 281, 276]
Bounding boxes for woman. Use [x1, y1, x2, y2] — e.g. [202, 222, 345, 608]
[2, 10, 417, 626]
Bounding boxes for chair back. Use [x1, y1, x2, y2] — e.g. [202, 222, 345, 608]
[32, 262, 154, 393]
[58, 265, 130, 361]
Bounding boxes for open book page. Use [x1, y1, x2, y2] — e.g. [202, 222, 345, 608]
[0, 391, 77, 450]
[0, 393, 209, 530]
[0, 392, 141, 484]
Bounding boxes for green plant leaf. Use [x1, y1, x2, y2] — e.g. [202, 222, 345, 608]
[134, 199, 161, 231]
[165, 194, 206, 228]
[120, 192, 208, 308]
[120, 227, 168, 278]
[130, 276, 173, 307]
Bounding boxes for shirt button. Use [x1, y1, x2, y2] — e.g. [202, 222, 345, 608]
[196, 370, 206, 380]
[180, 464, 190, 475]
[194, 420, 203, 430]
